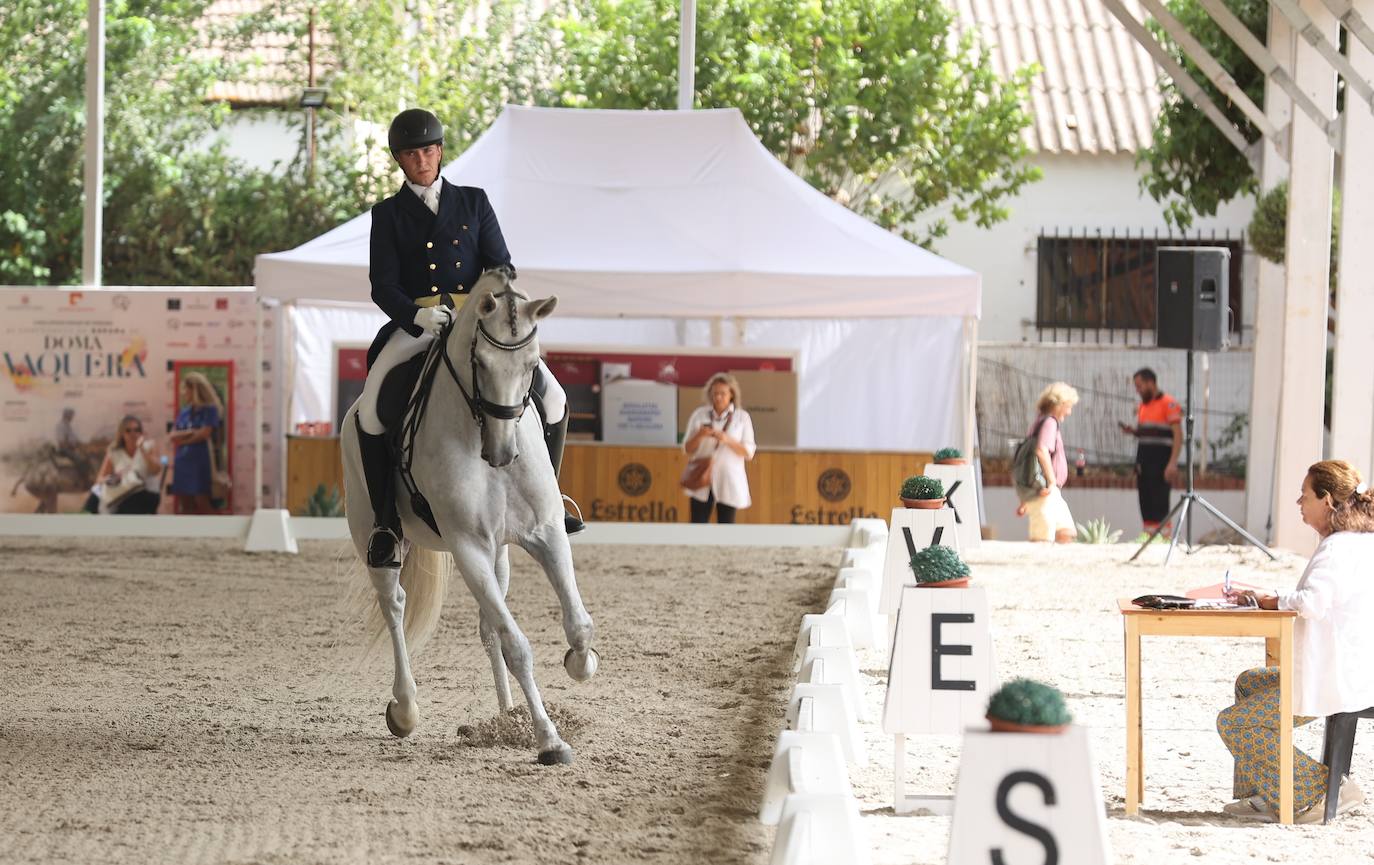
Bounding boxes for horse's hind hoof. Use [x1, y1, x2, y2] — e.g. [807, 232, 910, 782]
[564, 647, 600, 682]
[385, 701, 416, 738]
[537, 746, 574, 766]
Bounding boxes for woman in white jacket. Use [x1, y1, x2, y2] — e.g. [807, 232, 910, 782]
[1219, 459, 1374, 822]
[682, 373, 756, 523]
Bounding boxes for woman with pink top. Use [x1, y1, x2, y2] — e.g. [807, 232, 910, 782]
[1016, 382, 1078, 543]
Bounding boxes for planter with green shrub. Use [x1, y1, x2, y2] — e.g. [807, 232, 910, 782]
[933, 447, 967, 466]
[985, 678, 1072, 733]
[899, 474, 945, 509]
[909, 544, 971, 588]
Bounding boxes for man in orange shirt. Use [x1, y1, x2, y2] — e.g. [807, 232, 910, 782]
[1118, 368, 1182, 535]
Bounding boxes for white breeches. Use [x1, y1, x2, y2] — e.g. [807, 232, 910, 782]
[357, 328, 566, 436]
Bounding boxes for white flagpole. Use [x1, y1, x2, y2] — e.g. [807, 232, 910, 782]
[83, 0, 105, 287]
[678, 0, 696, 110]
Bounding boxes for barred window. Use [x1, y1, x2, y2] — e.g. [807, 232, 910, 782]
[1036, 234, 1243, 343]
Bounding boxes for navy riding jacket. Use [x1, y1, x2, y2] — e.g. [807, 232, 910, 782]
[367, 180, 513, 367]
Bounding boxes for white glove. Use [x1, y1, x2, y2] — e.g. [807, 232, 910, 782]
[413, 306, 452, 336]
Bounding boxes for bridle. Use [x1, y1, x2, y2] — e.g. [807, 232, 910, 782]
[438, 288, 537, 428]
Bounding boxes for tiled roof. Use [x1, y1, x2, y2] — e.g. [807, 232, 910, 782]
[201, 0, 312, 107]
[953, 0, 1164, 154]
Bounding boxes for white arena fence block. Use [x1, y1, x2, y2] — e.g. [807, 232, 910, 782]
[922, 462, 982, 551]
[791, 613, 854, 673]
[837, 540, 885, 573]
[244, 508, 298, 554]
[947, 726, 1111, 865]
[759, 732, 854, 824]
[878, 507, 960, 616]
[770, 794, 872, 865]
[883, 585, 995, 737]
[847, 517, 889, 548]
[787, 682, 866, 766]
[801, 645, 865, 722]
[826, 590, 877, 651]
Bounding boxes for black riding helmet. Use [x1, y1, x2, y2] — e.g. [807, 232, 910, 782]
[388, 108, 444, 153]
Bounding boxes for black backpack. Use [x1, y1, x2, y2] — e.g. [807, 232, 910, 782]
[1012, 416, 1052, 503]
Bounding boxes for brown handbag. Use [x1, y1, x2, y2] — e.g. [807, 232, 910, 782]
[679, 455, 713, 492]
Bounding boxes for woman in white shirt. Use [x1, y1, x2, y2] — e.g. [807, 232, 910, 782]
[682, 373, 757, 523]
[81, 415, 163, 515]
[1219, 459, 1374, 823]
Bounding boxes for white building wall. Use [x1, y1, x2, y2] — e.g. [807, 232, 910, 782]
[931, 152, 1259, 343]
[204, 111, 301, 173]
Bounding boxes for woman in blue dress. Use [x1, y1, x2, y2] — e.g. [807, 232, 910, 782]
[168, 372, 223, 514]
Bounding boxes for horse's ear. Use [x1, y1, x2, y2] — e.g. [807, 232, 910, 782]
[531, 296, 557, 320]
[477, 294, 499, 316]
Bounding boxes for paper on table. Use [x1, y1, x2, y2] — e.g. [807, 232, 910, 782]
[1186, 579, 1265, 600]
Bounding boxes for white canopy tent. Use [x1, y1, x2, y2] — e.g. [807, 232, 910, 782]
[255, 105, 981, 460]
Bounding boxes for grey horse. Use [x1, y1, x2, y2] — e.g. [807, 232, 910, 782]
[341, 266, 599, 765]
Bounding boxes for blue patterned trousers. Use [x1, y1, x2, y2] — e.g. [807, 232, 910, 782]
[1216, 667, 1328, 812]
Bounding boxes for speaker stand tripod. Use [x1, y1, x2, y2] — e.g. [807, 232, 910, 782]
[1129, 349, 1276, 567]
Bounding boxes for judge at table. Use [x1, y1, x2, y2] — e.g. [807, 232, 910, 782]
[1220, 459, 1374, 823]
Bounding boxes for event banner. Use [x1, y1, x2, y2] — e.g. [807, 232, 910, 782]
[0, 288, 280, 514]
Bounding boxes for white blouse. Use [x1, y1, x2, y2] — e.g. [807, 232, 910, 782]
[109, 445, 159, 492]
[1278, 531, 1374, 717]
[683, 404, 757, 509]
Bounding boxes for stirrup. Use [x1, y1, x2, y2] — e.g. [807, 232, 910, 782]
[366, 525, 402, 568]
[561, 494, 586, 536]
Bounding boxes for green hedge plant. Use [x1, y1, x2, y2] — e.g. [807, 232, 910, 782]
[899, 475, 944, 500]
[986, 678, 1072, 728]
[909, 545, 970, 585]
[934, 447, 964, 462]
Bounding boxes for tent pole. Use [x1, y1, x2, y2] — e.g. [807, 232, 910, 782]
[678, 0, 696, 110]
[963, 316, 979, 459]
[82, 0, 104, 286]
[255, 297, 264, 510]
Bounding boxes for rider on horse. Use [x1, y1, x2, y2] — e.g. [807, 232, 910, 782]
[355, 108, 585, 569]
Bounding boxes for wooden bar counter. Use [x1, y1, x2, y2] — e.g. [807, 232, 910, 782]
[286, 436, 932, 525]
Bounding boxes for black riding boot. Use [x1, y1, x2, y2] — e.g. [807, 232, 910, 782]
[356, 417, 402, 567]
[545, 413, 586, 536]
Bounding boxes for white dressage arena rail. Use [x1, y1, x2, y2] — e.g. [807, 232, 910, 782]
[762, 519, 887, 865]
[0, 513, 855, 551]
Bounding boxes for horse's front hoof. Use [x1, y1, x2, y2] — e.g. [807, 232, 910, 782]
[564, 647, 600, 682]
[385, 701, 417, 738]
[537, 746, 574, 766]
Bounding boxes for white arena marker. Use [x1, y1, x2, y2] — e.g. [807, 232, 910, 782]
[922, 462, 982, 550]
[878, 507, 959, 617]
[884, 584, 996, 814]
[947, 726, 1111, 865]
[826, 591, 878, 650]
[770, 794, 872, 865]
[835, 568, 880, 615]
[759, 732, 853, 824]
[787, 682, 866, 766]
[847, 517, 889, 548]
[791, 613, 853, 673]
[800, 645, 864, 722]
[838, 540, 885, 573]
[244, 507, 298, 554]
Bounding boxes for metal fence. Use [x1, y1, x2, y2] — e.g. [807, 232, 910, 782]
[977, 343, 1253, 478]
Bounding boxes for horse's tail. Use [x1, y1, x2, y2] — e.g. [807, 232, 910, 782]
[351, 546, 453, 664]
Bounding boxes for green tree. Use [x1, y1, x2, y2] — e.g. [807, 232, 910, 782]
[1137, 0, 1268, 230]
[249, 0, 1039, 247]
[0, 0, 387, 285]
[539, 0, 1040, 245]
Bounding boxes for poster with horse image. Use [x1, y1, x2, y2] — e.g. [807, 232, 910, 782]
[0, 288, 281, 514]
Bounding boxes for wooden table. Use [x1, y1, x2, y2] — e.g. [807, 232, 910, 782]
[1118, 599, 1298, 823]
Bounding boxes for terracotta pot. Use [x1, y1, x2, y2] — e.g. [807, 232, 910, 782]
[916, 577, 970, 589]
[935, 458, 968, 466]
[985, 715, 1069, 734]
[900, 497, 946, 509]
